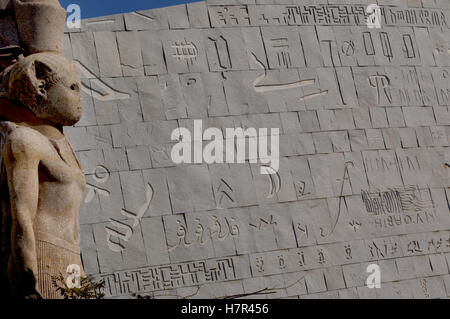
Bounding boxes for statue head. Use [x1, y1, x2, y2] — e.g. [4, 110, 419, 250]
[1, 52, 81, 126]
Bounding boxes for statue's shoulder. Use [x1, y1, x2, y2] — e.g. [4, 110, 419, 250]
[0, 122, 47, 158]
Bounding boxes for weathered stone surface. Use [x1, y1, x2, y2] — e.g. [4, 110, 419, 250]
[51, 0, 450, 299]
[13, 0, 66, 54]
[0, 53, 84, 298]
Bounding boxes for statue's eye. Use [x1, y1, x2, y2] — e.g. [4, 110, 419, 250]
[70, 83, 79, 92]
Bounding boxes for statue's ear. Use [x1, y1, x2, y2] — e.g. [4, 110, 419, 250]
[34, 60, 52, 79]
[32, 60, 51, 99]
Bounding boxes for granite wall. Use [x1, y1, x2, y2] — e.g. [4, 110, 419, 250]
[63, 0, 450, 299]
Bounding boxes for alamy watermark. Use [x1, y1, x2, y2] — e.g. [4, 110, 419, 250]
[171, 120, 279, 175]
[367, 4, 382, 29]
[366, 264, 381, 289]
[66, 4, 81, 29]
[66, 264, 81, 289]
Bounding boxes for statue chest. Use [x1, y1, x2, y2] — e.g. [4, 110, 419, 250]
[39, 137, 86, 192]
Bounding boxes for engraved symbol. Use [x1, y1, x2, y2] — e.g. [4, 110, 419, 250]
[345, 245, 352, 260]
[85, 166, 110, 203]
[85, 19, 116, 26]
[259, 14, 270, 24]
[434, 46, 448, 55]
[398, 186, 434, 212]
[106, 183, 153, 252]
[298, 251, 306, 267]
[295, 223, 309, 242]
[278, 255, 286, 270]
[251, 53, 325, 96]
[299, 91, 329, 101]
[168, 215, 240, 252]
[131, 11, 155, 21]
[402, 34, 416, 59]
[94, 165, 109, 181]
[363, 32, 375, 56]
[317, 249, 325, 264]
[341, 41, 355, 56]
[349, 220, 362, 232]
[74, 61, 130, 101]
[420, 279, 430, 299]
[217, 179, 235, 206]
[217, 7, 236, 25]
[168, 220, 189, 252]
[322, 40, 346, 105]
[294, 181, 310, 197]
[380, 32, 393, 61]
[208, 36, 232, 70]
[191, 218, 207, 246]
[361, 185, 435, 231]
[105, 219, 133, 252]
[215, 216, 240, 240]
[320, 162, 354, 238]
[121, 184, 154, 228]
[407, 240, 423, 254]
[255, 257, 264, 273]
[172, 39, 198, 66]
[186, 78, 197, 86]
[270, 38, 292, 68]
[214, 5, 250, 26]
[261, 166, 281, 199]
[99, 256, 237, 297]
[249, 215, 277, 230]
[369, 74, 392, 104]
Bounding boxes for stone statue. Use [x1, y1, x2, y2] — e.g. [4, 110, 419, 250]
[0, 0, 85, 299]
[0, 0, 66, 71]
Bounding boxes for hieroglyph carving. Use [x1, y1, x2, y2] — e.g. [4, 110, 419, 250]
[106, 183, 153, 252]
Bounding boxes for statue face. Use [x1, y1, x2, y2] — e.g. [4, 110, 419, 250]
[38, 60, 82, 126]
[8, 52, 82, 126]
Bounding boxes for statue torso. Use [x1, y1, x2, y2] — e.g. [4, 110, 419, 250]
[1, 122, 85, 246]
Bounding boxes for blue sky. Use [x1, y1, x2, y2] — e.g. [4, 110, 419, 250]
[59, 0, 202, 19]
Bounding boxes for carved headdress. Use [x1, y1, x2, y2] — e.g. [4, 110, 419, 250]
[0, 0, 66, 70]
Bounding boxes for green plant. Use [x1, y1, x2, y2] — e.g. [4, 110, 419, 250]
[51, 274, 105, 299]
